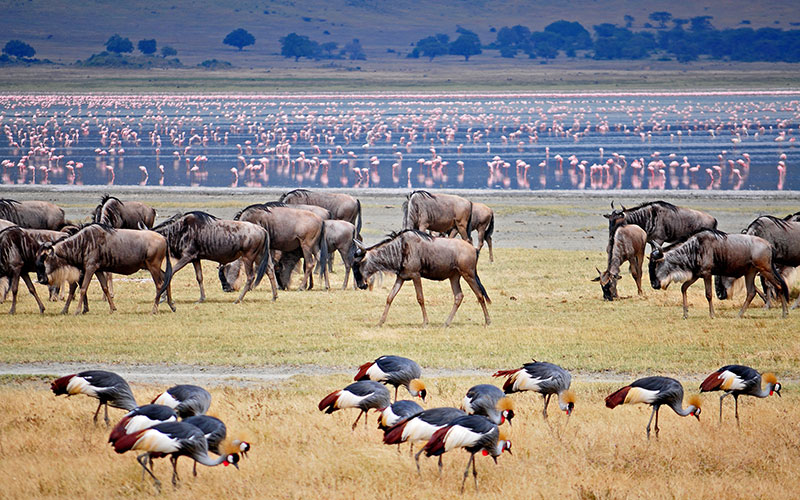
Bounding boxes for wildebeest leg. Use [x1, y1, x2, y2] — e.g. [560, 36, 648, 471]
[8, 273, 20, 315]
[703, 275, 715, 319]
[444, 276, 464, 327]
[75, 268, 97, 315]
[21, 273, 45, 314]
[462, 273, 491, 326]
[95, 271, 117, 313]
[486, 232, 494, 263]
[456, 222, 471, 244]
[299, 245, 314, 291]
[759, 266, 788, 318]
[378, 277, 405, 326]
[630, 258, 643, 295]
[680, 277, 699, 319]
[234, 260, 255, 304]
[412, 277, 429, 326]
[61, 281, 79, 314]
[738, 270, 759, 318]
[192, 260, 205, 303]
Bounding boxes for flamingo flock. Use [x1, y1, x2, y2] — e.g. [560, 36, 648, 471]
[0, 92, 797, 190]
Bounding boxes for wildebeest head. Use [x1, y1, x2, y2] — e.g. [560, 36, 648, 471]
[591, 267, 621, 301]
[218, 260, 241, 293]
[648, 245, 668, 290]
[35, 243, 78, 286]
[351, 240, 369, 290]
[602, 201, 627, 231]
[714, 275, 735, 300]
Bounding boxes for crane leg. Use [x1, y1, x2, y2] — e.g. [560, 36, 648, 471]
[718, 392, 731, 424]
[414, 447, 424, 475]
[394, 386, 399, 402]
[460, 454, 474, 494]
[351, 410, 365, 430]
[543, 393, 551, 419]
[92, 401, 102, 425]
[654, 406, 660, 438]
[734, 395, 740, 428]
[645, 405, 657, 440]
[193, 460, 198, 477]
[472, 454, 479, 492]
[104, 403, 110, 427]
[438, 456, 443, 478]
[137, 453, 161, 491]
[170, 456, 180, 487]
[409, 443, 414, 457]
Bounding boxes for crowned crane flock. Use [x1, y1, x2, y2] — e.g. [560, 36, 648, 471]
[49, 369, 250, 491]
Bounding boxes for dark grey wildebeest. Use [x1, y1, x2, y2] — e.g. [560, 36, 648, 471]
[403, 190, 473, 242]
[715, 215, 800, 309]
[224, 202, 328, 290]
[352, 230, 491, 327]
[279, 189, 361, 238]
[0, 199, 65, 229]
[0, 226, 49, 314]
[152, 211, 277, 303]
[604, 201, 717, 253]
[36, 224, 175, 315]
[649, 229, 788, 319]
[93, 195, 156, 229]
[592, 223, 647, 301]
[446, 202, 495, 262]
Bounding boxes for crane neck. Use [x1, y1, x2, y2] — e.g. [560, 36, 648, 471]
[752, 383, 775, 399]
[193, 451, 229, 467]
[669, 401, 698, 417]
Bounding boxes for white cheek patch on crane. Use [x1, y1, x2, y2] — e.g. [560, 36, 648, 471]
[66, 376, 96, 396]
[623, 387, 659, 405]
[443, 425, 484, 452]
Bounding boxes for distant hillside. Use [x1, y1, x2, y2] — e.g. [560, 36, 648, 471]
[2, 0, 799, 67]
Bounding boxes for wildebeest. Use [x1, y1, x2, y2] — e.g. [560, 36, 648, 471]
[715, 215, 800, 309]
[285, 203, 331, 221]
[93, 195, 156, 229]
[279, 189, 361, 238]
[403, 190, 472, 242]
[649, 229, 788, 319]
[592, 224, 647, 300]
[447, 202, 495, 262]
[604, 201, 717, 253]
[152, 211, 277, 303]
[36, 224, 175, 315]
[0, 226, 47, 314]
[224, 202, 328, 290]
[0, 199, 65, 229]
[352, 230, 491, 327]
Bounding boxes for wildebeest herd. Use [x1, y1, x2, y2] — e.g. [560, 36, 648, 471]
[1, 191, 797, 321]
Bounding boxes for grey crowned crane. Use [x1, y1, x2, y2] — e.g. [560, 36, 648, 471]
[183, 415, 251, 476]
[355, 355, 427, 402]
[700, 365, 781, 425]
[112, 421, 240, 492]
[151, 384, 212, 418]
[423, 414, 512, 493]
[318, 380, 391, 430]
[378, 400, 424, 431]
[462, 384, 515, 425]
[51, 370, 137, 426]
[605, 376, 702, 439]
[383, 407, 466, 474]
[108, 404, 178, 443]
[493, 360, 575, 419]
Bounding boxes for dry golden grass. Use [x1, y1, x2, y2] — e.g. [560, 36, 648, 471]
[1, 377, 798, 499]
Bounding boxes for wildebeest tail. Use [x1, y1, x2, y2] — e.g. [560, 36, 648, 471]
[157, 246, 174, 301]
[466, 201, 473, 241]
[317, 221, 329, 279]
[473, 256, 491, 304]
[772, 258, 790, 302]
[254, 231, 272, 288]
[486, 211, 495, 239]
[355, 199, 363, 239]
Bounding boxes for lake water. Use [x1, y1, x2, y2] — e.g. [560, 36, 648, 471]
[1, 92, 798, 191]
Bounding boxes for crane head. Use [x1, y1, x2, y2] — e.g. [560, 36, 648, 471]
[222, 453, 240, 469]
[497, 397, 515, 425]
[561, 390, 576, 416]
[409, 379, 427, 402]
[763, 373, 781, 397]
[688, 394, 702, 420]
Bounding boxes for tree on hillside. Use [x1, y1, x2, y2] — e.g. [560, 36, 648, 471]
[161, 45, 177, 58]
[649, 11, 673, 29]
[3, 40, 35, 59]
[344, 38, 366, 60]
[321, 41, 338, 58]
[137, 39, 157, 55]
[411, 34, 449, 60]
[106, 34, 133, 54]
[690, 16, 714, 31]
[623, 15, 634, 28]
[545, 20, 592, 50]
[280, 33, 320, 60]
[449, 29, 481, 61]
[224, 28, 255, 51]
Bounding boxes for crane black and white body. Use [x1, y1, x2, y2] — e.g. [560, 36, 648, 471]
[423, 414, 512, 493]
[151, 384, 212, 418]
[605, 376, 701, 439]
[383, 407, 466, 474]
[51, 370, 138, 426]
[355, 355, 427, 402]
[493, 360, 575, 419]
[318, 380, 391, 430]
[183, 415, 250, 476]
[378, 400, 424, 431]
[700, 365, 781, 425]
[112, 421, 239, 491]
[462, 384, 515, 425]
[109, 404, 178, 444]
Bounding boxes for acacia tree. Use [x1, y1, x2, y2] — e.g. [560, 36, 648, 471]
[280, 33, 320, 60]
[106, 34, 133, 54]
[649, 11, 673, 29]
[223, 28, 255, 51]
[3, 40, 35, 59]
[137, 39, 157, 55]
[161, 45, 177, 58]
[449, 29, 481, 61]
[413, 34, 449, 60]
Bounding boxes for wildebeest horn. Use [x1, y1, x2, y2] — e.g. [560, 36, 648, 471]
[595, 267, 602, 275]
[611, 201, 615, 209]
[354, 239, 366, 251]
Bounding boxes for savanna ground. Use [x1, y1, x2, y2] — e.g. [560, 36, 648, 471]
[1, 187, 799, 499]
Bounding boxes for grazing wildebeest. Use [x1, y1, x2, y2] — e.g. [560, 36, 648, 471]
[224, 203, 328, 290]
[592, 224, 647, 300]
[0, 226, 47, 314]
[0, 199, 65, 229]
[284, 203, 332, 220]
[352, 230, 491, 327]
[784, 211, 800, 222]
[93, 195, 156, 229]
[0, 218, 15, 230]
[447, 202, 495, 262]
[152, 211, 277, 303]
[649, 229, 788, 319]
[279, 189, 361, 238]
[604, 201, 717, 253]
[36, 224, 175, 315]
[715, 215, 800, 309]
[403, 190, 473, 242]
